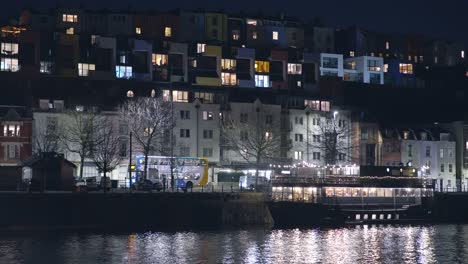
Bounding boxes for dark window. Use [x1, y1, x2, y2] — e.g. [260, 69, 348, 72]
[303, 63, 316, 83]
[133, 51, 148, 73]
[19, 43, 35, 66]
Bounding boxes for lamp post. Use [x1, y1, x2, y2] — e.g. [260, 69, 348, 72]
[254, 99, 261, 190]
[128, 131, 132, 189]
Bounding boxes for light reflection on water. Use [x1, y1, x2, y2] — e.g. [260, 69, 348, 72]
[1, 225, 468, 264]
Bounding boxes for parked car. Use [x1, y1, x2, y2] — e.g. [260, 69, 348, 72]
[131, 179, 163, 191]
[85, 177, 99, 191]
[74, 178, 88, 193]
[239, 175, 270, 192]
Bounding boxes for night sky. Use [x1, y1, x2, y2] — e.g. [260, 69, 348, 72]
[2, 0, 467, 45]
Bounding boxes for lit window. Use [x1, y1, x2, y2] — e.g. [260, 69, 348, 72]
[320, 101, 330, 112]
[91, 35, 97, 45]
[297, 81, 302, 87]
[222, 72, 237, 86]
[127, 90, 134, 98]
[203, 111, 214, 120]
[399, 63, 413, 74]
[78, 63, 95, 76]
[120, 55, 127, 64]
[194, 92, 214, 103]
[221, 59, 236, 70]
[1, 43, 19, 55]
[40, 61, 53, 74]
[246, 19, 257, 26]
[255, 75, 270, 88]
[305, 100, 320, 110]
[152, 54, 168, 66]
[0, 58, 19, 72]
[384, 64, 388, 73]
[368, 59, 381, 71]
[135, 27, 141, 35]
[252, 31, 258, 39]
[294, 151, 303, 160]
[150, 89, 156, 98]
[232, 30, 240, 40]
[462, 50, 465, 59]
[287, 63, 302, 74]
[62, 14, 78, 23]
[434, 56, 438, 64]
[162, 90, 171, 102]
[349, 51, 355, 57]
[3, 124, 20, 137]
[345, 61, 356, 70]
[164, 27, 172, 37]
[172, 90, 189, 102]
[408, 55, 412, 61]
[272, 31, 278, 40]
[197, 43, 206, 53]
[385, 41, 390, 50]
[66, 27, 74, 35]
[255, 61, 270, 73]
[115, 65, 133, 79]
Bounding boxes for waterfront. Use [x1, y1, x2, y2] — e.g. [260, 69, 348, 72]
[1, 224, 468, 264]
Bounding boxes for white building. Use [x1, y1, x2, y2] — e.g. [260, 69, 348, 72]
[288, 99, 352, 166]
[319, 53, 384, 85]
[172, 99, 220, 163]
[400, 129, 456, 191]
[344, 56, 384, 84]
[33, 104, 129, 182]
[320, 53, 343, 78]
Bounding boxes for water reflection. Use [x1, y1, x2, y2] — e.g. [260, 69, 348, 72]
[2, 225, 468, 263]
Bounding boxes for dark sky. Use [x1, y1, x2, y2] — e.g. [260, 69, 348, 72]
[2, 0, 467, 45]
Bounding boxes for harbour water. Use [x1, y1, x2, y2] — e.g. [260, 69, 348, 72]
[1, 224, 468, 264]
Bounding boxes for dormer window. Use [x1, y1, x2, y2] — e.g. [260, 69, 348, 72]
[403, 131, 409, 140]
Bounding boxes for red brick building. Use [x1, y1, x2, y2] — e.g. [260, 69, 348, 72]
[0, 107, 33, 165]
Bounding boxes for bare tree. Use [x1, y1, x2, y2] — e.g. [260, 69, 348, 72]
[222, 103, 282, 189]
[92, 117, 122, 192]
[309, 111, 353, 165]
[33, 115, 63, 154]
[119, 97, 174, 180]
[62, 110, 98, 179]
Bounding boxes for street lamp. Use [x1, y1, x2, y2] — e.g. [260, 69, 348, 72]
[333, 111, 338, 120]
